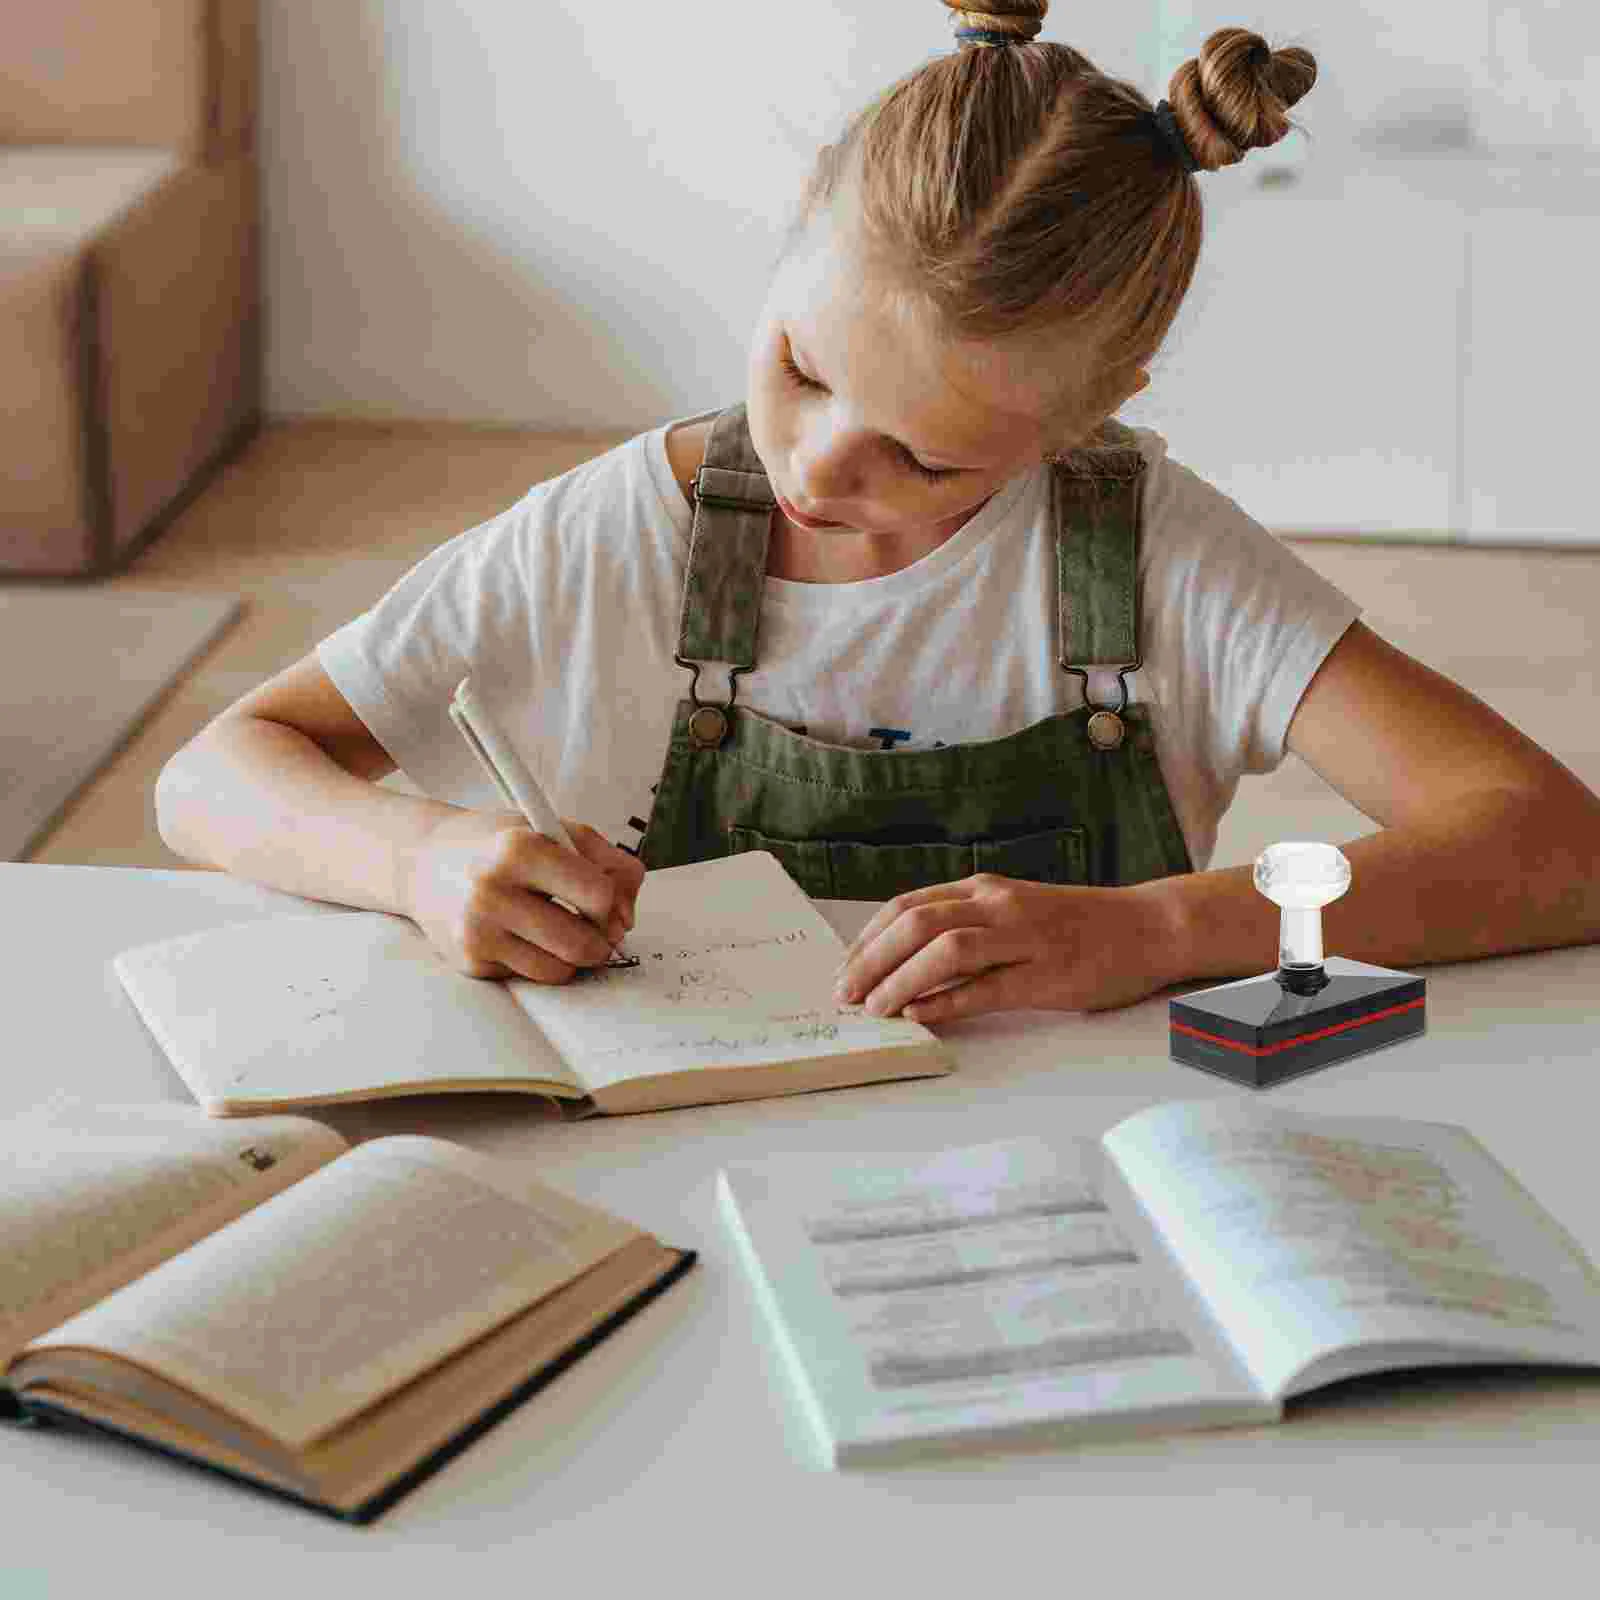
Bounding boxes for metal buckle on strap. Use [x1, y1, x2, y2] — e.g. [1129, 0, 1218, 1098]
[1063, 660, 1140, 752]
[673, 653, 748, 749]
[691, 465, 777, 512]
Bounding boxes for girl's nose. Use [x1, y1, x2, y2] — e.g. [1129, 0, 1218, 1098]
[794, 422, 870, 501]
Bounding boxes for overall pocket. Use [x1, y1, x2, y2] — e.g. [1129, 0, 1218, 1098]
[725, 824, 1089, 901]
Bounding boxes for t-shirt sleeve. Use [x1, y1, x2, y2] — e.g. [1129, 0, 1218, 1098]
[316, 499, 545, 806]
[1140, 448, 1363, 785]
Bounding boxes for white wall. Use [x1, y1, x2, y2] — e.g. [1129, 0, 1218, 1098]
[260, 1, 1156, 429]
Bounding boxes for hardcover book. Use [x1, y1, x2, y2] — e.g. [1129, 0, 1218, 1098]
[2, 1102, 693, 1522]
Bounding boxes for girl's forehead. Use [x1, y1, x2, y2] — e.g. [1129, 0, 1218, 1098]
[777, 218, 1091, 454]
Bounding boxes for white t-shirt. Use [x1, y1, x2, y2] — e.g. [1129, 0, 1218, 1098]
[318, 406, 1361, 873]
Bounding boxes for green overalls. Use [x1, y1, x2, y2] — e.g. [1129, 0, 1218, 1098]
[637, 403, 1195, 900]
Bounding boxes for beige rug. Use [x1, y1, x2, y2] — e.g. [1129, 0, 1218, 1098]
[0, 585, 241, 860]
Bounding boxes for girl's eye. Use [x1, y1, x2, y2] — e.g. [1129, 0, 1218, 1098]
[779, 350, 822, 390]
[779, 344, 963, 484]
[904, 453, 962, 483]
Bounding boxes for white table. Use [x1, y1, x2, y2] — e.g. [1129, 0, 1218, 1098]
[6, 863, 1600, 1596]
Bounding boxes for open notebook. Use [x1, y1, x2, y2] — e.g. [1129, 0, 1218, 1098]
[113, 852, 955, 1118]
[720, 1099, 1600, 1465]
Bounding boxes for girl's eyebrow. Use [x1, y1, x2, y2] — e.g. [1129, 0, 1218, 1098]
[789, 335, 979, 468]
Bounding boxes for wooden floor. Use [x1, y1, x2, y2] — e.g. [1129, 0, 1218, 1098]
[26, 419, 1600, 873]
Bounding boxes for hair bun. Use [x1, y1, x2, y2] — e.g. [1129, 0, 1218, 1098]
[941, 1, 1048, 45]
[1166, 27, 1317, 171]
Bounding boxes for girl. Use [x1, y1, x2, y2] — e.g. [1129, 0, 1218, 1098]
[157, 4, 1600, 1026]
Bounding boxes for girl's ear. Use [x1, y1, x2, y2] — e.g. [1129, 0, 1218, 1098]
[1111, 366, 1150, 407]
[1040, 362, 1155, 460]
[1045, 366, 1153, 457]
[1086, 362, 1151, 421]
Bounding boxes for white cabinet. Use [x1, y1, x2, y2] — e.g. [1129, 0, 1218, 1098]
[1123, 153, 1600, 543]
[1121, 160, 1465, 537]
[1460, 167, 1600, 543]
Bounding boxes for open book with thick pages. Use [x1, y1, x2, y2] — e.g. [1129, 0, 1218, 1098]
[719, 1098, 1600, 1465]
[112, 852, 953, 1119]
[1, 1102, 694, 1523]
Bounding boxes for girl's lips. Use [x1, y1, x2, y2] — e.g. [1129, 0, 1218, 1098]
[776, 492, 842, 530]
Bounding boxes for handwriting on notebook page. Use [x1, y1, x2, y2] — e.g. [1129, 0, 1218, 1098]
[584, 928, 815, 1008]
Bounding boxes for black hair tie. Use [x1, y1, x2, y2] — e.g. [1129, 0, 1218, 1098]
[1151, 100, 1200, 173]
[954, 28, 1021, 47]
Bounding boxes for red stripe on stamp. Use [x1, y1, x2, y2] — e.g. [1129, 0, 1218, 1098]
[1171, 997, 1425, 1057]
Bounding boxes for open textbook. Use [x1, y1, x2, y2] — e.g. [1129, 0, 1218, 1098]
[719, 1098, 1600, 1465]
[1, 1102, 693, 1523]
[113, 852, 952, 1118]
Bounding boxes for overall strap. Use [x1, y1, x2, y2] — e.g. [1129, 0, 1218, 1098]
[674, 403, 777, 673]
[1051, 420, 1146, 750]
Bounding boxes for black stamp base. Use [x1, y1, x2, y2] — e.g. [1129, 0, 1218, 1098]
[1169, 956, 1426, 1088]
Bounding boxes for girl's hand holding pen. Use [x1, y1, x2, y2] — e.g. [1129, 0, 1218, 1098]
[405, 808, 643, 984]
[427, 674, 642, 982]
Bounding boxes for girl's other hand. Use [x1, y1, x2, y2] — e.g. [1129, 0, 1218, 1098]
[833, 874, 1180, 1023]
[405, 810, 645, 983]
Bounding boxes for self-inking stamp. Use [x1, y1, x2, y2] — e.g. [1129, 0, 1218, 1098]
[1169, 841, 1426, 1087]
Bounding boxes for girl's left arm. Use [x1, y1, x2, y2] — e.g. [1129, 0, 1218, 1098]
[1157, 618, 1600, 985]
[836, 622, 1600, 1021]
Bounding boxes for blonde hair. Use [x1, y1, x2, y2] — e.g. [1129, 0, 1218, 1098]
[784, 3, 1316, 384]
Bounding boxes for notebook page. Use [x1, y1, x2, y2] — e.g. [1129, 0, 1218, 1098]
[1, 1110, 344, 1365]
[719, 1135, 1267, 1464]
[22, 1137, 640, 1449]
[508, 853, 936, 1091]
[1104, 1100, 1600, 1399]
[114, 912, 582, 1108]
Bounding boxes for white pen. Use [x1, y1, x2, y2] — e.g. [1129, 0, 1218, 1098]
[449, 677, 636, 967]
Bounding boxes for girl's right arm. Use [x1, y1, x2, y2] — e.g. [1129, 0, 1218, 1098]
[154, 655, 642, 982]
